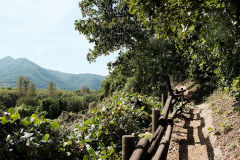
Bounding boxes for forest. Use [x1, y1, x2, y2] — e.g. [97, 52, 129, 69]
[1, 0, 240, 159]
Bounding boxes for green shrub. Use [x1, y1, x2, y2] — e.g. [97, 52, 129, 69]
[66, 96, 84, 112]
[0, 89, 18, 108]
[15, 104, 38, 117]
[41, 98, 67, 119]
[0, 108, 80, 160]
[71, 92, 161, 159]
[231, 76, 240, 101]
[16, 96, 39, 107]
[0, 92, 162, 160]
[0, 101, 7, 111]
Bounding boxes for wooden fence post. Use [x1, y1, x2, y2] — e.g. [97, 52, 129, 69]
[168, 91, 171, 96]
[122, 135, 135, 160]
[181, 88, 184, 107]
[152, 109, 160, 135]
[161, 94, 165, 110]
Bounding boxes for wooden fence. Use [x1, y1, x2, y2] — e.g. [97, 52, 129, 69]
[122, 88, 186, 160]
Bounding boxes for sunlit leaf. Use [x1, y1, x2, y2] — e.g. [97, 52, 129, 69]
[7, 108, 15, 114]
[51, 121, 59, 129]
[43, 134, 50, 142]
[0, 116, 8, 124]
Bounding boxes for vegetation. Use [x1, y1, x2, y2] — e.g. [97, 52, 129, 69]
[75, 0, 188, 97]
[72, 92, 161, 159]
[125, 0, 240, 98]
[0, 91, 161, 159]
[47, 81, 57, 97]
[1, 0, 240, 159]
[0, 77, 99, 119]
[0, 108, 78, 160]
[75, 0, 240, 99]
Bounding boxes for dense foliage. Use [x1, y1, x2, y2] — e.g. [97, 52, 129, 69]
[0, 108, 78, 160]
[72, 92, 161, 159]
[75, 0, 188, 97]
[0, 88, 18, 110]
[75, 0, 240, 100]
[0, 92, 161, 159]
[126, 0, 240, 98]
[0, 84, 99, 119]
[1, 0, 240, 159]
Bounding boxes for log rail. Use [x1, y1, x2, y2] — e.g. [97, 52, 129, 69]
[122, 88, 186, 160]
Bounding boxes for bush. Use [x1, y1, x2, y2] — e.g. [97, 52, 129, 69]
[0, 101, 7, 111]
[0, 89, 18, 108]
[66, 96, 84, 113]
[15, 104, 39, 117]
[71, 92, 161, 159]
[0, 108, 80, 160]
[231, 76, 240, 101]
[0, 92, 162, 159]
[41, 98, 67, 119]
[16, 96, 39, 107]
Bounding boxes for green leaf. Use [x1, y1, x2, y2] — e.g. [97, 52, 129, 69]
[33, 119, 41, 126]
[109, 120, 116, 125]
[51, 121, 59, 129]
[63, 140, 72, 147]
[213, 69, 219, 75]
[21, 118, 31, 126]
[88, 147, 95, 154]
[44, 118, 50, 123]
[7, 108, 15, 114]
[83, 155, 88, 160]
[129, 8, 138, 14]
[43, 134, 50, 142]
[0, 116, 8, 124]
[10, 112, 20, 122]
[30, 114, 38, 122]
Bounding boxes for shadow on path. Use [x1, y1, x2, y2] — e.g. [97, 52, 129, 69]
[178, 108, 215, 160]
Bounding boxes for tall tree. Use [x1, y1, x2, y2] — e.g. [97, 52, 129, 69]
[126, 0, 240, 94]
[75, 0, 187, 96]
[16, 76, 23, 96]
[48, 81, 56, 96]
[27, 82, 36, 97]
[75, 0, 149, 62]
[16, 76, 30, 97]
[80, 86, 90, 95]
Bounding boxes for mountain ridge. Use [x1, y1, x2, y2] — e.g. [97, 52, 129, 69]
[0, 56, 105, 90]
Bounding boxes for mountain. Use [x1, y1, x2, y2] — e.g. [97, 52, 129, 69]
[0, 56, 105, 90]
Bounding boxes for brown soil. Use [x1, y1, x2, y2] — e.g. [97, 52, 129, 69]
[207, 90, 240, 159]
[167, 84, 240, 160]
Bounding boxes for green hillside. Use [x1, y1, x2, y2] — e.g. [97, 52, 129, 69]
[0, 56, 105, 90]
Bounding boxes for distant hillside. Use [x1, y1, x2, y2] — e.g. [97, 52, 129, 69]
[0, 56, 105, 90]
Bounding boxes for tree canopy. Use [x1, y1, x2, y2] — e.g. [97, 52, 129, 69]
[75, 0, 189, 96]
[75, 0, 240, 99]
[74, 0, 150, 62]
[126, 0, 240, 98]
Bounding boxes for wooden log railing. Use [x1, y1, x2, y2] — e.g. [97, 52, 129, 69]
[122, 89, 185, 160]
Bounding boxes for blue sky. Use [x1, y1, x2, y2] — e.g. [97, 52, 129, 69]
[0, 0, 117, 76]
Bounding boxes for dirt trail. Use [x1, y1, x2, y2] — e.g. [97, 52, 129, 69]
[167, 103, 223, 160]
